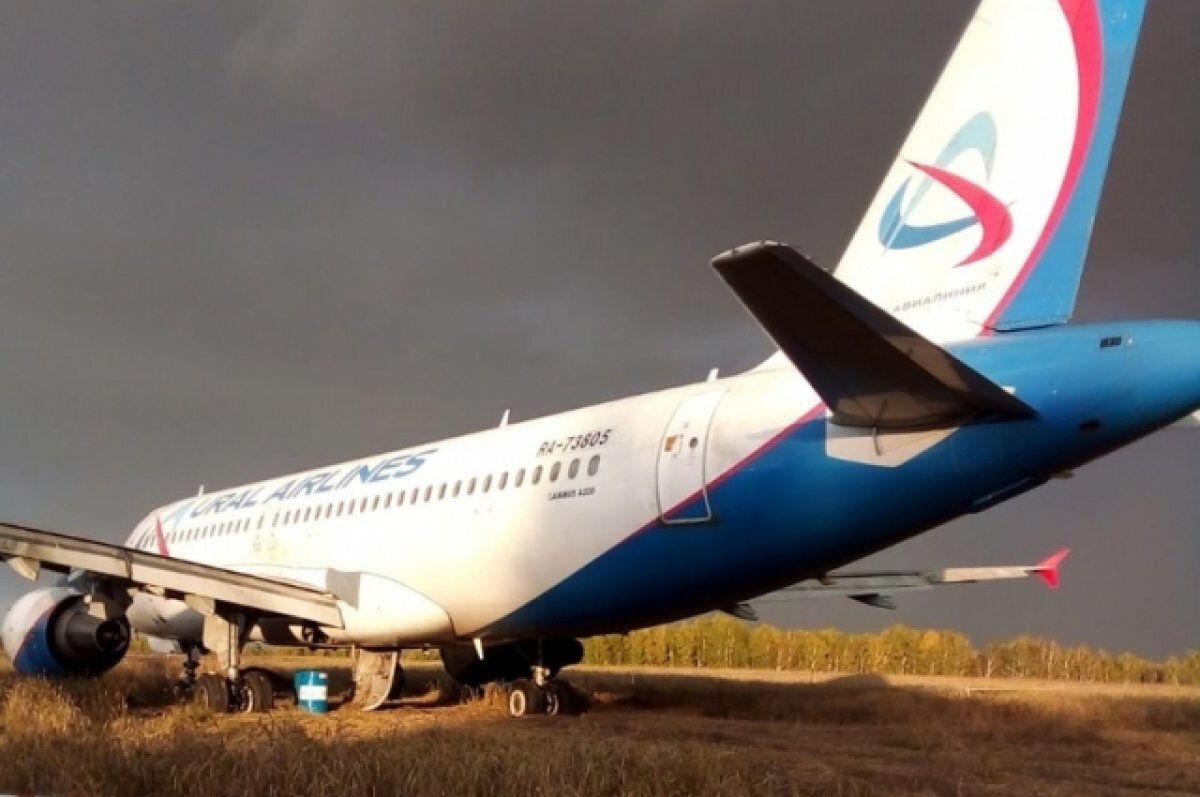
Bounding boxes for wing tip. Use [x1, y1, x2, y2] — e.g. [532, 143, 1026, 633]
[1033, 548, 1070, 590]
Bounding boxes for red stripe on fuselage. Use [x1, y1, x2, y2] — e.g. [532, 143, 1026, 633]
[153, 516, 170, 556]
[648, 402, 827, 532]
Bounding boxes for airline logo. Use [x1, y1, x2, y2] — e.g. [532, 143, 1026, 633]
[878, 112, 1013, 267]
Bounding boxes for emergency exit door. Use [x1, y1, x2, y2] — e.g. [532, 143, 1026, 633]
[656, 390, 725, 525]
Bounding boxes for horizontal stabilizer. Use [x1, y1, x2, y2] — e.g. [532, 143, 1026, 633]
[712, 241, 1037, 429]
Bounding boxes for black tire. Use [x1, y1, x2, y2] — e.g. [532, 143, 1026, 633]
[457, 683, 486, 704]
[543, 681, 566, 716]
[195, 673, 230, 713]
[240, 670, 275, 713]
[544, 680, 587, 716]
[507, 679, 545, 718]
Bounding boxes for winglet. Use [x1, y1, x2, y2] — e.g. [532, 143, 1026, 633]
[1032, 548, 1070, 590]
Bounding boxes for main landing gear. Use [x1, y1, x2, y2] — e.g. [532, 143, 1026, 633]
[440, 637, 589, 718]
[177, 610, 277, 714]
[505, 670, 587, 718]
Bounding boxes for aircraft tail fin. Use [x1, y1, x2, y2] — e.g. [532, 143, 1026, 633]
[833, 0, 1146, 342]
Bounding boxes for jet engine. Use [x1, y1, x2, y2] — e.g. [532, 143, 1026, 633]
[1, 587, 130, 676]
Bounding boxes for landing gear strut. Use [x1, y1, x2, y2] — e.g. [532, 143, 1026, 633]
[173, 640, 204, 699]
[187, 608, 275, 713]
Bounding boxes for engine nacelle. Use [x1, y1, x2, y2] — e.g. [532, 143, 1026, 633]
[1, 587, 130, 677]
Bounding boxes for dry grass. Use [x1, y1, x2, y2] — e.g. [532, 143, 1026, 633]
[0, 656, 1197, 796]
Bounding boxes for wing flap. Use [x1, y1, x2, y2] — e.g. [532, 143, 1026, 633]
[0, 522, 343, 628]
[712, 241, 1037, 429]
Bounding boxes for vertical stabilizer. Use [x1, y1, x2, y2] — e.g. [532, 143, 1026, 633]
[833, 0, 1145, 342]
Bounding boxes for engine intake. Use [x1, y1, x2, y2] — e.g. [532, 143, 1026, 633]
[1, 587, 130, 677]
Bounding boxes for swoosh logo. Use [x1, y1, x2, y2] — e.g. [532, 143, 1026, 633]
[878, 112, 1013, 266]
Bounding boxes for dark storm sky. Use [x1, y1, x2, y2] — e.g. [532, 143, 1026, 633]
[0, 2, 1195, 658]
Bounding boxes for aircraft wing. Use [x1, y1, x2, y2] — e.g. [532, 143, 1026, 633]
[0, 522, 343, 627]
[711, 241, 1038, 429]
[733, 549, 1069, 615]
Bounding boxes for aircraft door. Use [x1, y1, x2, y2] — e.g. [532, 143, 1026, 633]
[656, 390, 725, 525]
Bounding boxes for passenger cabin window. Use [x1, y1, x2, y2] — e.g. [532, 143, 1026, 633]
[515, 469, 525, 488]
[568, 459, 580, 479]
[549, 462, 561, 482]
[588, 455, 600, 476]
[532, 466, 542, 485]
[483, 475, 492, 493]
[384, 494, 392, 509]
[453, 480, 462, 498]
[423, 485, 432, 502]
[468, 478, 477, 495]
[498, 472, 508, 490]
[438, 484, 447, 500]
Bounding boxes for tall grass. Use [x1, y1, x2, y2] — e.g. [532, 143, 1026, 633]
[0, 658, 1196, 796]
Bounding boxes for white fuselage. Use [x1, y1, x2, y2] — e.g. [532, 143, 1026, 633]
[123, 365, 816, 647]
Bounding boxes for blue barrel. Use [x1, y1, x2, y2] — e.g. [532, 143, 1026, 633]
[294, 670, 329, 714]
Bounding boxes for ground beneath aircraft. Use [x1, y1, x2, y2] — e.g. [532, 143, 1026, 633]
[1, 656, 1197, 796]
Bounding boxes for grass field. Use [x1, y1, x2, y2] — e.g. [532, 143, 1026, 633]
[1, 655, 1198, 796]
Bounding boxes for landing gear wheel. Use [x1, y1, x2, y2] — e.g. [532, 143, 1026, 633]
[507, 679, 546, 718]
[195, 673, 230, 713]
[457, 684, 486, 704]
[544, 680, 587, 716]
[239, 670, 275, 713]
[543, 681, 566, 716]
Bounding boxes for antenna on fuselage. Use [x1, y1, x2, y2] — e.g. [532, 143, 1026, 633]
[707, 368, 719, 382]
[197, 485, 205, 496]
[499, 409, 511, 428]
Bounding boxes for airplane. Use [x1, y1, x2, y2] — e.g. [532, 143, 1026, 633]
[2, 0, 1197, 717]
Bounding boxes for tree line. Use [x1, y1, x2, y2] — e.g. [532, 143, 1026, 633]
[580, 615, 1200, 685]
